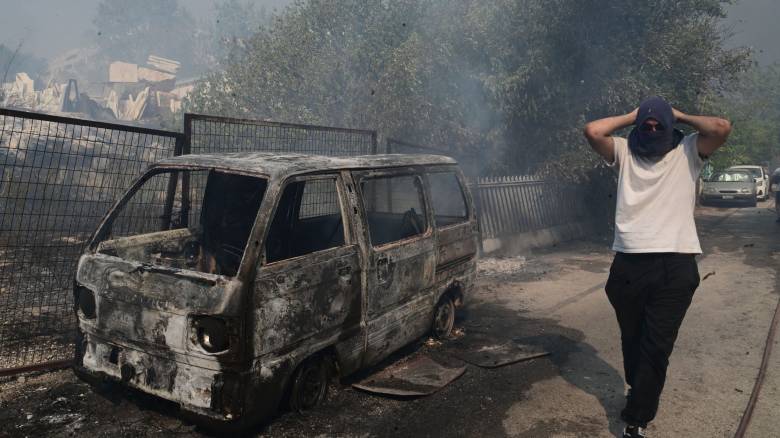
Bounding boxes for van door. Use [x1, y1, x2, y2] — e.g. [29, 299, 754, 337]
[355, 170, 437, 365]
[252, 174, 363, 366]
[425, 169, 479, 282]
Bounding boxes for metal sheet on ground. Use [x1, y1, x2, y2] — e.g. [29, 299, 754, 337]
[352, 354, 466, 397]
[446, 336, 549, 368]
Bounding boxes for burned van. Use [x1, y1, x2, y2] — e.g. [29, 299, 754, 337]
[73, 152, 478, 426]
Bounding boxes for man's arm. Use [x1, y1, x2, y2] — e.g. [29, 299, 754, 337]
[673, 109, 731, 158]
[583, 108, 638, 163]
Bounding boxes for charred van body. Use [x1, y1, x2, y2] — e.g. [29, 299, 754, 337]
[73, 152, 478, 427]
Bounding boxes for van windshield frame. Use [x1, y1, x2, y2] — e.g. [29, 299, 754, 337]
[91, 166, 269, 277]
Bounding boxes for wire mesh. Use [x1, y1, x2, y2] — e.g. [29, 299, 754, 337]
[0, 109, 182, 372]
[186, 114, 377, 156]
[299, 179, 341, 219]
[184, 114, 378, 226]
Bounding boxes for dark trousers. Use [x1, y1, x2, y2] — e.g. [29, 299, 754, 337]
[605, 252, 700, 427]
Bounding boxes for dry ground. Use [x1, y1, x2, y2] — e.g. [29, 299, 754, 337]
[1, 201, 778, 438]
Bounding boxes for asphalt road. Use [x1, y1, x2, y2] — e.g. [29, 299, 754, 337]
[0, 201, 777, 438]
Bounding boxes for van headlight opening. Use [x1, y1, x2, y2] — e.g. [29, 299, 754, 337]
[76, 286, 96, 319]
[193, 316, 231, 353]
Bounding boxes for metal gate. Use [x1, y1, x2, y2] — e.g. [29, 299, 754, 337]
[185, 113, 377, 155]
[0, 108, 183, 376]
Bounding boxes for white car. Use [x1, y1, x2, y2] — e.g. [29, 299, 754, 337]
[728, 165, 770, 201]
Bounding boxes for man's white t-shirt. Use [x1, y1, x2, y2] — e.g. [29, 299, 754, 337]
[608, 133, 705, 254]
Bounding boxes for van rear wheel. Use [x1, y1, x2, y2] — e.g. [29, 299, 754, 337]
[432, 296, 455, 339]
[288, 355, 329, 412]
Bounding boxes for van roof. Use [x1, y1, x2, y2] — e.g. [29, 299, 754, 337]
[154, 152, 458, 178]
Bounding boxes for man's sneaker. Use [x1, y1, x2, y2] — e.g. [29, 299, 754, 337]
[623, 425, 646, 438]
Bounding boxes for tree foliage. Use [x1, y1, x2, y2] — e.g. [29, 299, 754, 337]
[709, 64, 780, 170]
[188, 0, 750, 176]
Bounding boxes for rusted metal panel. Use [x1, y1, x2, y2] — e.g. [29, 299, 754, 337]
[252, 245, 363, 357]
[353, 354, 466, 396]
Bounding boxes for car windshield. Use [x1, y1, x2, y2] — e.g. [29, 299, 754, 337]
[709, 172, 751, 182]
[731, 168, 761, 178]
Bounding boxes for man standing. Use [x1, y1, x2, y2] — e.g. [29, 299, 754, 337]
[583, 97, 731, 437]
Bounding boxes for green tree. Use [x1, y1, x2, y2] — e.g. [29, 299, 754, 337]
[214, 0, 269, 49]
[188, 0, 750, 177]
[710, 64, 780, 170]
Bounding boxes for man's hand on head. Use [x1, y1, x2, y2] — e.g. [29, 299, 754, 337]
[629, 107, 639, 121]
[583, 108, 638, 163]
[672, 107, 685, 122]
[671, 109, 731, 157]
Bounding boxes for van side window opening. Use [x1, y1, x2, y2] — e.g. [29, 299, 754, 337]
[98, 170, 268, 277]
[427, 172, 469, 227]
[361, 175, 428, 247]
[265, 178, 345, 263]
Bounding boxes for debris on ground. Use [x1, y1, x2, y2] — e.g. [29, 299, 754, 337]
[1, 54, 193, 125]
[352, 355, 466, 397]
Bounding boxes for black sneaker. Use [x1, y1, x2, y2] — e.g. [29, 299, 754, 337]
[623, 425, 647, 437]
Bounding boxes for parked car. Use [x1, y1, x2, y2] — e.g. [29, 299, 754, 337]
[73, 152, 479, 429]
[700, 169, 757, 207]
[728, 165, 770, 200]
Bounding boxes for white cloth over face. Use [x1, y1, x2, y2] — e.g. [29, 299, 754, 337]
[607, 133, 705, 254]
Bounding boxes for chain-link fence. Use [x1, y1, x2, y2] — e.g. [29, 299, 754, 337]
[0, 108, 183, 375]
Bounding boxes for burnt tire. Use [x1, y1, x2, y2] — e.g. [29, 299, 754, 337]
[288, 355, 329, 412]
[432, 295, 455, 339]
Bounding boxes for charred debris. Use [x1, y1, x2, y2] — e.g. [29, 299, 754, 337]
[1, 54, 192, 124]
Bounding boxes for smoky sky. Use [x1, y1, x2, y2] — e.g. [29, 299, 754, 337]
[724, 0, 780, 66]
[0, 0, 778, 65]
[0, 0, 292, 60]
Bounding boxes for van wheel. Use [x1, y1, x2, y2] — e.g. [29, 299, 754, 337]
[432, 296, 455, 339]
[288, 355, 329, 412]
